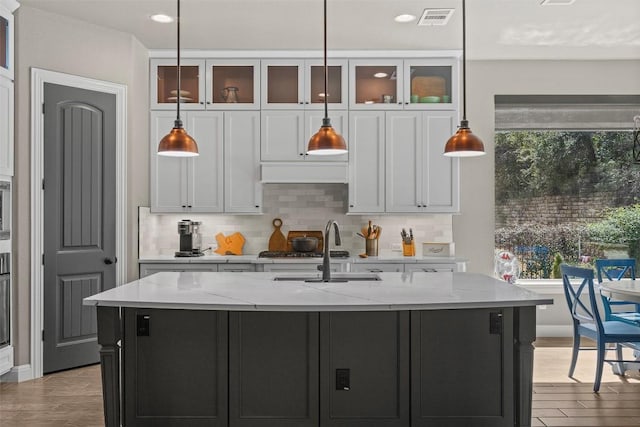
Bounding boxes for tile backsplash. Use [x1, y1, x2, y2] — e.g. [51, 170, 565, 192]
[139, 184, 452, 257]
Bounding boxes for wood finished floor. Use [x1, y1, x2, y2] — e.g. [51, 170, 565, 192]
[1, 338, 639, 426]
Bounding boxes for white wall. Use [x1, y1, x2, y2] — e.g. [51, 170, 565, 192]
[12, 5, 148, 366]
[456, 59, 640, 275]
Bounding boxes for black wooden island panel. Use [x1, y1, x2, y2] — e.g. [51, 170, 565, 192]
[320, 311, 410, 427]
[229, 312, 319, 427]
[99, 306, 536, 427]
[123, 308, 228, 426]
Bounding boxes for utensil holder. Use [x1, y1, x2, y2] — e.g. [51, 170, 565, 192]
[402, 241, 415, 256]
[365, 239, 378, 256]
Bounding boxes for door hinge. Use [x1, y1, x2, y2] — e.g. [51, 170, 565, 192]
[42, 253, 44, 265]
[42, 330, 44, 342]
[490, 312, 503, 335]
[42, 103, 45, 114]
[42, 179, 45, 190]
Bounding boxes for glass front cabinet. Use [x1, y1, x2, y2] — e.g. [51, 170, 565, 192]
[151, 59, 260, 110]
[261, 59, 348, 110]
[349, 58, 458, 111]
[0, 0, 15, 81]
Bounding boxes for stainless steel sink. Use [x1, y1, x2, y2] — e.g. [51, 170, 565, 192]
[273, 273, 381, 282]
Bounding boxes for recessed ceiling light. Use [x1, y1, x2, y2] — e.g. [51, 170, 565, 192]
[394, 14, 416, 23]
[374, 72, 388, 78]
[150, 14, 174, 23]
[540, 0, 575, 5]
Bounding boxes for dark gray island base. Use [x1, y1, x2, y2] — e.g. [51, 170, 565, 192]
[96, 306, 537, 427]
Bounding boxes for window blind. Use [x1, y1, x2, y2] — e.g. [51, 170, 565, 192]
[495, 95, 640, 131]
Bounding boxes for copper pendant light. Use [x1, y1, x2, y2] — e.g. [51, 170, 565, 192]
[158, 0, 199, 157]
[444, 0, 485, 157]
[307, 0, 347, 156]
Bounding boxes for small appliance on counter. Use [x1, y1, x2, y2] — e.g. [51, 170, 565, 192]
[175, 219, 204, 257]
[258, 250, 349, 258]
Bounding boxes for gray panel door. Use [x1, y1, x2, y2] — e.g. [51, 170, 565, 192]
[43, 83, 116, 373]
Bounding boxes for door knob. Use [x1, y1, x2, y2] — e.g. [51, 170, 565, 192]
[104, 257, 117, 265]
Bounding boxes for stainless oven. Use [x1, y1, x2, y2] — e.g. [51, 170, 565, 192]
[0, 253, 9, 347]
[0, 181, 9, 240]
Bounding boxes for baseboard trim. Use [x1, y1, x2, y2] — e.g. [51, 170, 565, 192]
[537, 325, 573, 337]
[0, 364, 33, 383]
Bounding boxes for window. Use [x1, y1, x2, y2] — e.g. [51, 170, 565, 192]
[494, 96, 640, 280]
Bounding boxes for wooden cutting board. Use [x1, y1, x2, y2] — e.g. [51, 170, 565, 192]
[268, 218, 287, 251]
[287, 231, 324, 252]
[214, 232, 245, 255]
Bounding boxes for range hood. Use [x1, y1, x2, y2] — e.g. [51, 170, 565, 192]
[261, 162, 348, 184]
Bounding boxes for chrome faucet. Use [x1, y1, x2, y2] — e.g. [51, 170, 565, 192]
[320, 220, 341, 282]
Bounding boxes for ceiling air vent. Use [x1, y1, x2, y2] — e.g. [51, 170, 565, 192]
[417, 8, 455, 26]
[540, 0, 576, 5]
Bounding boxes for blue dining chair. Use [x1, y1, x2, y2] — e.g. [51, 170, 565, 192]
[595, 259, 640, 326]
[561, 264, 640, 392]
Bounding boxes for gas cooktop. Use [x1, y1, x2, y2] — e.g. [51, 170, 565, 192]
[258, 250, 350, 258]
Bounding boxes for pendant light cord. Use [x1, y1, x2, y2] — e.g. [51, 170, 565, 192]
[461, 0, 467, 121]
[323, 0, 329, 121]
[176, 0, 182, 125]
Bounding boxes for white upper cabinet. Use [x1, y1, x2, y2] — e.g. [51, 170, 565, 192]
[348, 111, 385, 213]
[224, 111, 262, 213]
[260, 110, 348, 162]
[151, 59, 206, 110]
[150, 111, 224, 213]
[349, 59, 404, 110]
[349, 58, 458, 111]
[151, 59, 260, 110]
[261, 59, 348, 110]
[0, 0, 17, 81]
[0, 76, 12, 176]
[385, 111, 459, 213]
[206, 59, 260, 110]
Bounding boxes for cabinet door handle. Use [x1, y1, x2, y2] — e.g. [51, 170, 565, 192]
[349, 204, 354, 208]
[255, 205, 260, 208]
[299, 153, 304, 156]
[182, 205, 186, 208]
[188, 205, 192, 208]
[299, 101, 304, 105]
[199, 101, 204, 105]
[369, 269, 384, 273]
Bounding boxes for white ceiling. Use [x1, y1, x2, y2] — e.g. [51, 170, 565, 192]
[18, 0, 640, 60]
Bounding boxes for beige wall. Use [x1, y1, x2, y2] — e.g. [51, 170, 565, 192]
[455, 59, 640, 275]
[12, 6, 148, 366]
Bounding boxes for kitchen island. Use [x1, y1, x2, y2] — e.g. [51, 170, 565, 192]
[84, 271, 552, 427]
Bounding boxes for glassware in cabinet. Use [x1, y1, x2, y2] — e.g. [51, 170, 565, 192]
[207, 59, 260, 109]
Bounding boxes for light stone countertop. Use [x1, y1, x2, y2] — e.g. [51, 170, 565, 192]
[84, 271, 552, 311]
[137, 254, 465, 264]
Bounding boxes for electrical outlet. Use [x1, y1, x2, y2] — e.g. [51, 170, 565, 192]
[391, 243, 402, 251]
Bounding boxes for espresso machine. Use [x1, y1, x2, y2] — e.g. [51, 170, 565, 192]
[175, 220, 204, 257]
